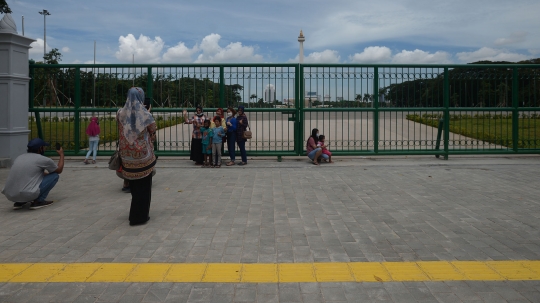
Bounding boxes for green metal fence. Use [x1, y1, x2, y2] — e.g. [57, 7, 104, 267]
[29, 63, 540, 158]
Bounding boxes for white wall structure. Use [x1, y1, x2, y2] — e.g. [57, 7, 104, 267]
[0, 14, 36, 167]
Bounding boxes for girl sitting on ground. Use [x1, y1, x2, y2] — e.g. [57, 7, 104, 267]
[317, 135, 333, 163]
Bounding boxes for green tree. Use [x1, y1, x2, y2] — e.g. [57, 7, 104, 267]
[43, 48, 62, 64]
[0, 0, 12, 14]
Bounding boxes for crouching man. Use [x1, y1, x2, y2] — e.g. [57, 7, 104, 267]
[2, 138, 64, 210]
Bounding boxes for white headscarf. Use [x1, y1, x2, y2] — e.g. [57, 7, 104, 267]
[117, 87, 155, 145]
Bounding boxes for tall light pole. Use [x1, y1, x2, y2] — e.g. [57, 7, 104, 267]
[38, 9, 51, 57]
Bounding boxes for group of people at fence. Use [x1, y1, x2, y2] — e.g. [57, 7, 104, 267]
[184, 105, 249, 168]
[1, 86, 334, 227]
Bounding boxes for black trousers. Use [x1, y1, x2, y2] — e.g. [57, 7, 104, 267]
[128, 173, 152, 224]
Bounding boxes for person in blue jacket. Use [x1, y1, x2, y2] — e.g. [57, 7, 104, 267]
[225, 107, 237, 166]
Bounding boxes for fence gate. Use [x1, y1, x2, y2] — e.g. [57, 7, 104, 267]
[29, 63, 540, 158]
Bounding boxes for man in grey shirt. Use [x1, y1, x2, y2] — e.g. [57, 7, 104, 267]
[2, 138, 64, 210]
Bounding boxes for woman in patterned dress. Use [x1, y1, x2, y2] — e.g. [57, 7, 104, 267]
[184, 106, 207, 165]
[117, 87, 157, 226]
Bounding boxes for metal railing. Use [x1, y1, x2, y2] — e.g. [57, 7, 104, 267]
[29, 63, 540, 158]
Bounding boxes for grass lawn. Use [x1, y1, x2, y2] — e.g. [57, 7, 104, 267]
[407, 114, 540, 149]
[29, 116, 184, 150]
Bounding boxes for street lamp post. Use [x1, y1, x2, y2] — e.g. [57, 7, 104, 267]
[38, 9, 50, 57]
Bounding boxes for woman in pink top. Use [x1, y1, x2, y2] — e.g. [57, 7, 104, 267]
[306, 128, 329, 165]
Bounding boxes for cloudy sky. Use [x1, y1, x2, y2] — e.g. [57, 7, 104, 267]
[7, 0, 540, 64]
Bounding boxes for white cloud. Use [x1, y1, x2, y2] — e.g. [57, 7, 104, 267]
[195, 33, 263, 63]
[61, 47, 71, 53]
[494, 31, 527, 46]
[162, 42, 198, 63]
[456, 47, 529, 63]
[350, 46, 392, 63]
[115, 34, 164, 63]
[29, 39, 49, 57]
[289, 50, 341, 63]
[392, 49, 452, 64]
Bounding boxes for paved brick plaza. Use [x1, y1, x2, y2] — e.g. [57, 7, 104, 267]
[1, 155, 540, 302]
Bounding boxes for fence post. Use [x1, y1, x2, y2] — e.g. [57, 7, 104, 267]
[296, 64, 304, 156]
[146, 67, 153, 106]
[74, 67, 81, 153]
[373, 67, 379, 154]
[443, 67, 450, 160]
[29, 63, 44, 140]
[219, 66, 225, 108]
[512, 67, 519, 152]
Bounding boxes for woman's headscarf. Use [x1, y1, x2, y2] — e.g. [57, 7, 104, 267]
[213, 108, 224, 122]
[237, 106, 245, 115]
[86, 116, 100, 136]
[118, 87, 155, 144]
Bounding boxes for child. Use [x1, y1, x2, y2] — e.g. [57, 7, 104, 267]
[83, 116, 100, 164]
[200, 119, 213, 167]
[211, 117, 225, 168]
[317, 135, 333, 163]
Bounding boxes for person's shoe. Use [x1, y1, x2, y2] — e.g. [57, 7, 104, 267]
[13, 202, 28, 210]
[29, 200, 53, 210]
[130, 217, 150, 226]
[83, 159, 89, 164]
[121, 187, 131, 193]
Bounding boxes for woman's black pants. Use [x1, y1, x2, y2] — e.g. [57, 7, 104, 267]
[128, 173, 152, 225]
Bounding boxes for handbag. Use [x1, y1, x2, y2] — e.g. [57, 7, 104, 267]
[108, 140, 122, 170]
[243, 126, 252, 140]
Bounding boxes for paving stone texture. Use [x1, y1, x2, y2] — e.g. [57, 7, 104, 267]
[1, 155, 540, 302]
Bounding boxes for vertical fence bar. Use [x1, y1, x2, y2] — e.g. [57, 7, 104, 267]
[373, 67, 379, 154]
[443, 67, 450, 159]
[29, 64, 44, 139]
[74, 67, 81, 153]
[512, 67, 519, 152]
[147, 66, 153, 105]
[219, 66, 225, 108]
[296, 64, 303, 156]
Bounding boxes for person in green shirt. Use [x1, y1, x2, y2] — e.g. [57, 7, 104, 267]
[200, 119, 213, 167]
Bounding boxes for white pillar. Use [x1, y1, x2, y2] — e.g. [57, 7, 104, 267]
[0, 14, 36, 167]
[298, 30, 305, 63]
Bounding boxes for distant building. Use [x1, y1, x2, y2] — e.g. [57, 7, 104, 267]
[324, 94, 331, 103]
[264, 84, 276, 102]
[283, 98, 295, 107]
[336, 97, 343, 102]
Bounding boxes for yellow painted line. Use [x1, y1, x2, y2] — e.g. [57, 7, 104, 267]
[314, 263, 354, 282]
[48, 263, 103, 282]
[0, 264, 33, 282]
[202, 263, 242, 283]
[242, 264, 278, 283]
[10, 263, 66, 282]
[486, 261, 539, 280]
[164, 264, 206, 282]
[451, 261, 504, 280]
[384, 262, 429, 281]
[85, 263, 137, 282]
[417, 261, 465, 281]
[279, 263, 316, 282]
[1, 261, 540, 283]
[125, 264, 171, 282]
[348, 262, 391, 282]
